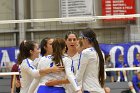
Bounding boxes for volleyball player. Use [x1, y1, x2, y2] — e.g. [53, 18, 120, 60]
[44, 32, 82, 93]
[64, 32, 82, 93]
[28, 37, 54, 93]
[46, 31, 110, 93]
[31, 38, 82, 93]
[18, 40, 63, 93]
[33, 37, 54, 67]
[76, 28, 105, 93]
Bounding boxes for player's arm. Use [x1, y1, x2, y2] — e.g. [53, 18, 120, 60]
[64, 57, 81, 92]
[45, 79, 69, 86]
[28, 78, 40, 93]
[76, 51, 89, 82]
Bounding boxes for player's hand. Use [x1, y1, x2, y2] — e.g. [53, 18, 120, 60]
[15, 80, 21, 88]
[50, 66, 64, 73]
[76, 90, 82, 93]
[45, 79, 59, 86]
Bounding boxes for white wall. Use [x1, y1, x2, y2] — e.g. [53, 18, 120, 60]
[0, 0, 138, 47]
[30, 0, 126, 44]
[0, 0, 15, 29]
[0, 33, 15, 47]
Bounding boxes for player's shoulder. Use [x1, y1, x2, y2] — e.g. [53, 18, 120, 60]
[39, 55, 52, 64]
[62, 55, 72, 61]
[41, 55, 52, 60]
[20, 58, 34, 69]
[82, 47, 96, 55]
[21, 58, 32, 65]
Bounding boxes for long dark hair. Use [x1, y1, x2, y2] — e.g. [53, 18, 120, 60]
[65, 31, 78, 40]
[40, 37, 51, 56]
[65, 31, 78, 53]
[81, 28, 105, 87]
[52, 38, 66, 66]
[18, 40, 37, 65]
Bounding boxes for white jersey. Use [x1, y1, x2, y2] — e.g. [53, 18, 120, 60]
[76, 47, 105, 93]
[19, 58, 40, 93]
[28, 56, 43, 93]
[30, 55, 80, 93]
[33, 56, 42, 68]
[65, 52, 82, 93]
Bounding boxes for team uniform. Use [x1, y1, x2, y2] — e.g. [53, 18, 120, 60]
[19, 58, 40, 93]
[132, 75, 140, 92]
[28, 56, 43, 93]
[115, 60, 129, 81]
[65, 52, 82, 93]
[33, 55, 42, 68]
[30, 55, 80, 93]
[133, 59, 140, 67]
[115, 60, 129, 68]
[76, 47, 105, 93]
[105, 61, 115, 79]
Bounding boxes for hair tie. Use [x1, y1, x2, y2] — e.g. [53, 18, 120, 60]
[91, 38, 95, 41]
[87, 38, 95, 42]
[23, 40, 26, 44]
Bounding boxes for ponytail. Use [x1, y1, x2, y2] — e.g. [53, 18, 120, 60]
[93, 39, 105, 87]
[18, 41, 26, 65]
[81, 28, 105, 88]
[52, 38, 66, 66]
[52, 44, 63, 66]
[18, 40, 36, 65]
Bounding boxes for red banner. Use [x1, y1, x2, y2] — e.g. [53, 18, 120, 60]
[102, 0, 136, 20]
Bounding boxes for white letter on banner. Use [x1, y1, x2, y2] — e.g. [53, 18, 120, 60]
[127, 45, 140, 67]
[15, 49, 19, 59]
[109, 46, 124, 67]
[1, 50, 10, 67]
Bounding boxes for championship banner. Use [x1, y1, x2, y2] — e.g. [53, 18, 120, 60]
[60, 0, 95, 23]
[102, 0, 136, 20]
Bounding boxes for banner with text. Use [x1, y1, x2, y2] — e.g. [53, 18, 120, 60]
[102, 0, 136, 20]
[60, 0, 95, 23]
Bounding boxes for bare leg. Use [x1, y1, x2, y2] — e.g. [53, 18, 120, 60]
[117, 71, 120, 82]
[123, 71, 127, 81]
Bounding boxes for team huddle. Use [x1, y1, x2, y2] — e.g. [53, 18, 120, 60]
[17, 28, 108, 93]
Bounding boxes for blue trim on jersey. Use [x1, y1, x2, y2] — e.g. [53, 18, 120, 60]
[89, 47, 94, 51]
[78, 53, 82, 70]
[26, 59, 34, 69]
[50, 62, 53, 67]
[71, 60, 74, 73]
[84, 91, 90, 93]
[48, 56, 52, 59]
[74, 79, 79, 86]
[45, 55, 54, 67]
[71, 53, 82, 73]
[45, 55, 52, 59]
[76, 47, 94, 71]
[37, 85, 65, 93]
